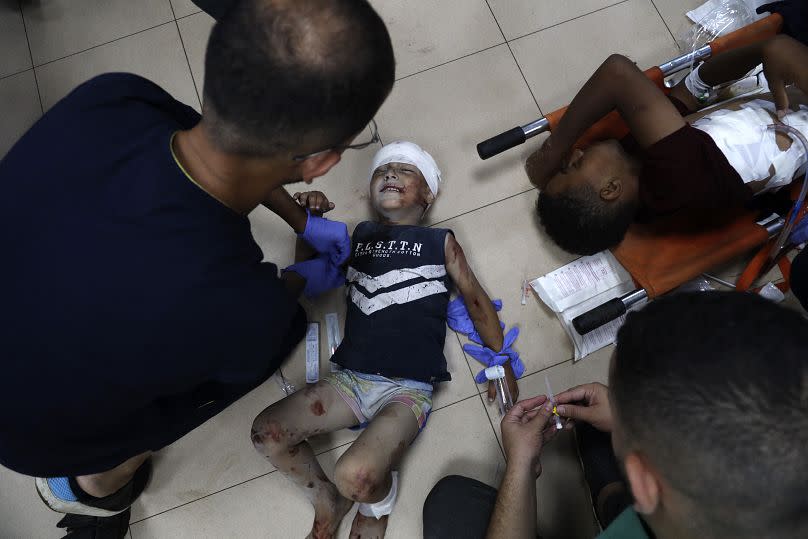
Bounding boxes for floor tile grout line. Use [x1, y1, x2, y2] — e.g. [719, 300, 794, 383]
[0, 66, 36, 83]
[169, 3, 202, 108]
[478, 391, 505, 458]
[648, 0, 681, 51]
[393, 0, 631, 87]
[31, 20, 175, 71]
[176, 10, 204, 22]
[394, 42, 504, 83]
[471, 356, 578, 399]
[483, 0, 541, 113]
[17, 2, 43, 114]
[129, 466, 279, 525]
[129, 354, 584, 526]
[503, 0, 631, 44]
[130, 393, 483, 525]
[430, 188, 536, 227]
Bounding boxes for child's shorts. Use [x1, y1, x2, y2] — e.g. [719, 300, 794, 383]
[324, 369, 433, 431]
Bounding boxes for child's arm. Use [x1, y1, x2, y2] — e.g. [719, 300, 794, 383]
[281, 191, 340, 297]
[444, 234, 519, 402]
[526, 54, 685, 189]
[262, 187, 310, 234]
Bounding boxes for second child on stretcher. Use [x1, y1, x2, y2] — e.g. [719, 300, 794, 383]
[528, 34, 808, 255]
[250, 141, 518, 539]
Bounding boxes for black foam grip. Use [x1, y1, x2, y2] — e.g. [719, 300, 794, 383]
[477, 127, 527, 160]
[572, 298, 627, 335]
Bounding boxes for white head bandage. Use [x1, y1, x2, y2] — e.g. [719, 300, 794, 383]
[370, 141, 442, 195]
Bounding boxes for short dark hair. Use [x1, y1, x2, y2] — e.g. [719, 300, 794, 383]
[203, 0, 394, 156]
[612, 292, 808, 539]
[537, 185, 636, 255]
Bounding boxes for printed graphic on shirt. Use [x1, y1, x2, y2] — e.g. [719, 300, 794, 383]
[354, 240, 424, 259]
[348, 233, 447, 316]
[347, 265, 448, 315]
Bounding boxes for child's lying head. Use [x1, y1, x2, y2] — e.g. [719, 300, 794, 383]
[369, 141, 441, 224]
[537, 139, 640, 255]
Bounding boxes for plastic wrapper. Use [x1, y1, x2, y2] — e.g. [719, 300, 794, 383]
[674, 276, 715, 293]
[679, 0, 756, 57]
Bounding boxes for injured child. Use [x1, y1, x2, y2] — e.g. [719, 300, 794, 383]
[527, 34, 808, 255]
[250, 141, 518, 539]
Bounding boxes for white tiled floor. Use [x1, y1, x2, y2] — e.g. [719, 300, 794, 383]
[1, 1, 804, 538]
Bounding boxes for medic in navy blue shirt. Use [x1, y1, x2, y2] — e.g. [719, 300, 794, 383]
[0, 1, 394, 536]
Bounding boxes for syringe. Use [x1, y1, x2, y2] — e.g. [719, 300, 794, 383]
[544, 375, 563, 430]
[485, 365, 513, 416]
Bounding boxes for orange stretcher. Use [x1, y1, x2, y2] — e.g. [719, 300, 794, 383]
[476, 14, 802, 334]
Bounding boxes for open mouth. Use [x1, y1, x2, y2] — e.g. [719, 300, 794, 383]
[380, 184, 405, 193]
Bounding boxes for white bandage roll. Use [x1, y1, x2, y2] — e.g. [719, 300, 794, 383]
[684, 63, 719, 105]
[370, 141, 442, 195]
[358, 471, 399, 519]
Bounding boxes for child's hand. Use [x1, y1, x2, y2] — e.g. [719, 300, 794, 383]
[293, 191, 336, 216]
[487, 362, 520, 404]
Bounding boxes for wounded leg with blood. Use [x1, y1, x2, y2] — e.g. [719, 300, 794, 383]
[251, 382, 358, 539]
[334, 402, 419, 539]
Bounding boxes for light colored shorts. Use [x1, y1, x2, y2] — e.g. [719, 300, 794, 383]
[324, 368, 433, 431]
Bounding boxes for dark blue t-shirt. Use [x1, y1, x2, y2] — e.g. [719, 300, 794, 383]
[0, 73, 304, 476]
[333, 222, 452, 383]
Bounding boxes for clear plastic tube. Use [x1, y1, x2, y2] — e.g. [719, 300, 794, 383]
[766, 123, 808, 255]
[485, 365, 513, 416]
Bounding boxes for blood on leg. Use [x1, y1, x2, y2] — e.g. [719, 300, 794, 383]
[251, 381, 358, 539]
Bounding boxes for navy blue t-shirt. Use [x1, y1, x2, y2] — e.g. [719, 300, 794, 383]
[333, 222, 452, 383]
[0, 73, 304, 476]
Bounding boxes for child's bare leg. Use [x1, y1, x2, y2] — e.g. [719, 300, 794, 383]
[333, 403, 420, 539]
[251, 381, 359, 539]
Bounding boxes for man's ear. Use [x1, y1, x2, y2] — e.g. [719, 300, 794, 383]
[600, 177, 623, 201]
[299, 150, 342, 183]
[624, 452, 661, 515]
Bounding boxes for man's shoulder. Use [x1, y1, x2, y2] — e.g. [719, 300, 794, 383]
[60, 73, 200, 125]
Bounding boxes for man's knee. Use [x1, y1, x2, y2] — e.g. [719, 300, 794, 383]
[425, 475, 470, 505]
[333, 454, 388, 502]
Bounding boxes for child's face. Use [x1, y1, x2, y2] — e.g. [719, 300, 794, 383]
[544, 140, 638, 203]
[369, 162, 434, 216]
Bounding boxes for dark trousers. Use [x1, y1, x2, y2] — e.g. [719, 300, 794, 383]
[792, 249, 808, 311]
[423, 475, 498, 539]
[191, 0, 235, 20]
[423, 425, 631, 538]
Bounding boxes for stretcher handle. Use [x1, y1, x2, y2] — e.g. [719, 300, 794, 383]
[571, 298, 626, 335]
[477, 127, 526, 160]
[709, 13, 783, 56]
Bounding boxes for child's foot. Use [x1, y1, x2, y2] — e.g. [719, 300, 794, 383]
[349, 512, 389, 539]
[307, 491, 353, 539]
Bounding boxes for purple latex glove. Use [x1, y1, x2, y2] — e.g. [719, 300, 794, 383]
[791, 216, 808, 245]
[299, 210, 351, 266]
[447, 296, 502, 335]
[463, 326, 526, 383]
[284, 255, 345, 298]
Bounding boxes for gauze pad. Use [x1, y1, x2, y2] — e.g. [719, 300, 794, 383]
[370, 141, 442, 195]
[357, 471, 399, 519]
[693, 100, 808, 193]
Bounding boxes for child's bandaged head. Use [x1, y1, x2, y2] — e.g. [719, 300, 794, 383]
[370, 141, 442, 195]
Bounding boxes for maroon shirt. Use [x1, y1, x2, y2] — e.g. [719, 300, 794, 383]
[623, 97, 753, 222]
